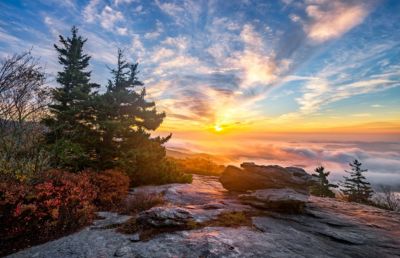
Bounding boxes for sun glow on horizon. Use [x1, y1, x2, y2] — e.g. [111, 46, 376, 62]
[214, 124, 223, 132]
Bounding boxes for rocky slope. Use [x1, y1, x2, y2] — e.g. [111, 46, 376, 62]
[8, 175, 400, 258]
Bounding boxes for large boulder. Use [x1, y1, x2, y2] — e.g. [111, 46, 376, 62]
[219, 162, 315, 213]
[219, 162, 314, 193]
[137, 207, 193, 227]
[239, 188, 309, 213]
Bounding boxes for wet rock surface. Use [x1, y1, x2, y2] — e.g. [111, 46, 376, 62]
[8, 175, 400, 258]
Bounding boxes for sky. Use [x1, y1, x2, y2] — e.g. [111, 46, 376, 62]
[1, 0, 400, 187]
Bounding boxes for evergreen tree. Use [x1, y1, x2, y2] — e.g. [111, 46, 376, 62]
[94, 49, 168, 169]
[341, 159, 374, 203]
[43, 26, 98, 171]
[310, 166, 338, 198]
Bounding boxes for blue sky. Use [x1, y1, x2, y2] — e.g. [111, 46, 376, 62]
[1, 0, 399, 133]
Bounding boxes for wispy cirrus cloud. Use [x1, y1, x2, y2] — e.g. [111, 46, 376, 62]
[83, 0, 100, 23]
[155, 0, 202, 26]
[289, 41, 400, 117]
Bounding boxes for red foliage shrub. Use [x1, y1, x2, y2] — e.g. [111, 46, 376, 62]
[35, 170, 97, 231]
[87, 169, 130, 211]
[0, 170, 97, 256]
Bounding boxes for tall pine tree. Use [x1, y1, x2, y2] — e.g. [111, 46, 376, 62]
[341, 159, 373, 203]
[310, 166, 338, 198]
[94, 49, 168, 169]
[43, 26, 98, 171]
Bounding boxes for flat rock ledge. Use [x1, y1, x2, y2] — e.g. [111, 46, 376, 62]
[239, 188, 309, 213]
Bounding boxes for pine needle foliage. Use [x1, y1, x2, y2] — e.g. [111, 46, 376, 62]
[341, 159, 373, 204]
[310, 166, 338, 198]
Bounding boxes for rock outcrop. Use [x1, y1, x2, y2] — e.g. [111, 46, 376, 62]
[239, 188, 309, 213]
[220, 163, 315, 212]
[220, 162, 314, 193]
[137, 207, 193, 227]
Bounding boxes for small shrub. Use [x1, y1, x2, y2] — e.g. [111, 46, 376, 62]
[371, 185, 400, 211]
[87, 169, 130, 211]
[0, 170, 97, 256]
[37, 170, 97, 231]
[123, 191, 165, 215]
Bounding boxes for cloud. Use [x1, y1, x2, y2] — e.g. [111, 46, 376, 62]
[134, 5, 143, 13]
[155, 0, 184, 20]
[231, 50, 277, 88]
[114, 0, 137, 5]
[351, 113, 371, 117]
[288, 41, 400, 116]
[131, 34, 145, 58]
[99, 5, 124, 30]
[85, 31, 118, 64]
[165, 133, 400, 187]
[117, 27, 128, 35]
[83, 1, 125, 32]
[144, 20, 163, 40]
[162, 36, 189, 51]
[303, 1, 374, 43]
[155, 0, 201, 26]
[211, 17, 240, 31]
[226, 24, 283, 89]
[151, 47, 175, 62]
[0, 29, 21, 43]
[240, 24, 263, 50]
[184, 139, 400, 187]
[295, 77, 399, 115]
[84, 0, 100, 23]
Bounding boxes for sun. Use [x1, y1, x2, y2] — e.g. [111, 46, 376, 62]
[214, 124, 223, 132]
